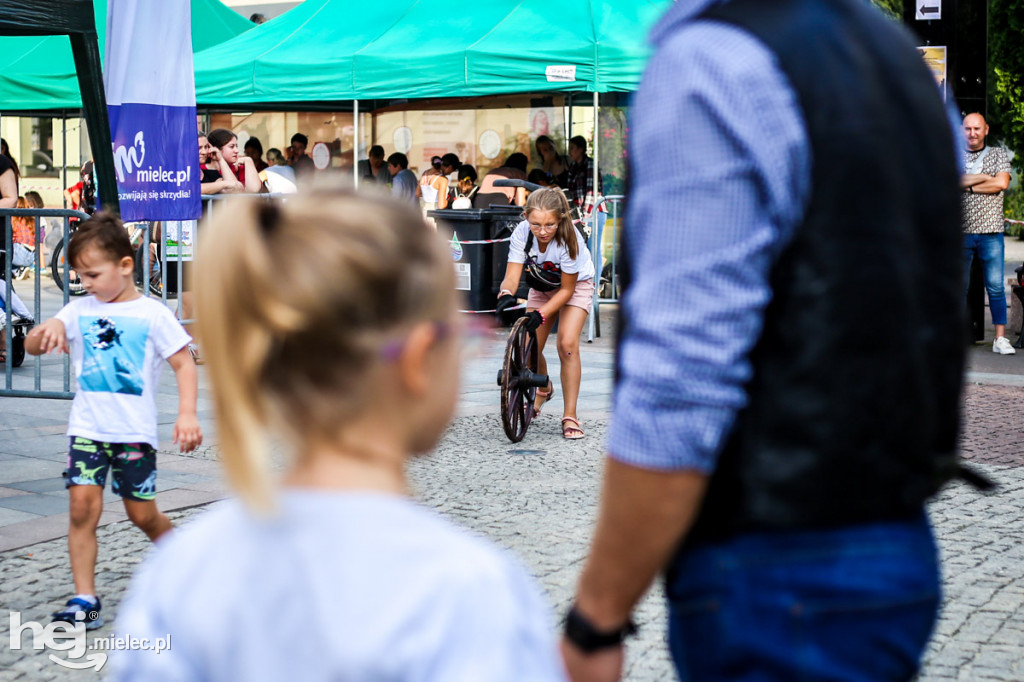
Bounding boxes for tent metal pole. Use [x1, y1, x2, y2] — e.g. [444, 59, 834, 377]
[353, 100, 359, 189]
[61, 112, 68, 206]
[588, 91, 600, 342]
[70, 32, 119, 216]
[566, 94, 573, 155]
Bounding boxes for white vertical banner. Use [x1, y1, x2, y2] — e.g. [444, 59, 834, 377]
[104, 0, 201, 221]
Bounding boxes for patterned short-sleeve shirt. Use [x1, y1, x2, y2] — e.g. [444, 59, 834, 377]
[962, 145, 1012, 234]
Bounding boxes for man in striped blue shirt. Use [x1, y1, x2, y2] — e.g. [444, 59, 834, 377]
[562, 0, 966, 679]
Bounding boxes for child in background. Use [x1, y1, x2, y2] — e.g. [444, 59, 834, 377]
[23, 191, 49, 272]
[450, 164, 479, 209]
[25, 214, 202, 630]
[110, 190, 566, 681]
[12, 195, 35, 245]
[10, 196, 37, 279]
[495, 189, 595, 439]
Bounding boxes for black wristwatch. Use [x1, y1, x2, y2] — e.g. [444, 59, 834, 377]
[563, 605, 637, 653]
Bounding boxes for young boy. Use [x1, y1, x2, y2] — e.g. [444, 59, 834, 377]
[26, 213, 202, 630]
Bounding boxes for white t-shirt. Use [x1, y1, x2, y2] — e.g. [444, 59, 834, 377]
[55, 295, 190, 448]
[109, 492, 568, 682]
[263, 165, 298, 194]
[507, 220, 595, 282]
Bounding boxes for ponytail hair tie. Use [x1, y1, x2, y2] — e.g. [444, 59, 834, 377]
[257, 202, 280, 236]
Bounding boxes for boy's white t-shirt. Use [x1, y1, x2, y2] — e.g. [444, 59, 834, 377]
[55, 295, 191, 448]
[110, 492, 568, 682]
[507, 219, 595, 282]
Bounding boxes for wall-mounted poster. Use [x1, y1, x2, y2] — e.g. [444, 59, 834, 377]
[918, 46, 947, 100]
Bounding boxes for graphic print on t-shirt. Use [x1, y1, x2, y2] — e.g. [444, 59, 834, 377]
[78, 316, 148, 395]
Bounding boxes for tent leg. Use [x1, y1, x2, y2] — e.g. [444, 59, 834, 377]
[70, 32, 118, 216]
[353, 100, 359, 189]
[588, 92, 600, 343]
[566, 94, 573, 156]
[62, 112, 68, 205]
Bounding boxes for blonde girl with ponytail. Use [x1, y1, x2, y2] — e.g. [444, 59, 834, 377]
[110, 190, 567, 682]
[495, 189, 596, 440]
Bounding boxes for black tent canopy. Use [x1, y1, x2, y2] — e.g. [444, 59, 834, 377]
[0, 0, 117, 214]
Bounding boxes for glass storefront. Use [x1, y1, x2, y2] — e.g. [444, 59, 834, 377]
[0, 93, 628, 208]
[209, 94, 628, 194]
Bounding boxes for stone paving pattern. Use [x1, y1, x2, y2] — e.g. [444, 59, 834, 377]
[3, 386, 1024, 680]
[3, 274, 1024, 679]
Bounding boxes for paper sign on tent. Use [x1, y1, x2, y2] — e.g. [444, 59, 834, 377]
[545, 65, 577, 83]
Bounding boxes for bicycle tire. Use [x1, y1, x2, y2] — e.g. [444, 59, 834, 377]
[50, 241, 87, 296]
[11, 334, 25, 368]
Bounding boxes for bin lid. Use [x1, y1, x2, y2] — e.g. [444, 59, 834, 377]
[428, 206, 524, 220]
[482, 205, 524, 216]
[427, 208, 488, 220]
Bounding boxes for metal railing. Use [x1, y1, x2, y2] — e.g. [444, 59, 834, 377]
[138, 193, 292, 327]
[585, 194, 624, 342]
[1, 195, 295, 399]
[2, 207, 90, 398]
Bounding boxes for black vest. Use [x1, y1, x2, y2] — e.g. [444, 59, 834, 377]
[622, 0, 965, 542]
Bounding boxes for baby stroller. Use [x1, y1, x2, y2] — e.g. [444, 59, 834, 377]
[0, 249, 36, 368]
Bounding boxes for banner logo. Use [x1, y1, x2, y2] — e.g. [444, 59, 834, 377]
[113, 132, 146, 183]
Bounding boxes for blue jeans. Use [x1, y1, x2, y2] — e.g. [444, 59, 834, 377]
[963, 233, 1007, 326]
[666, 515, 940, 681]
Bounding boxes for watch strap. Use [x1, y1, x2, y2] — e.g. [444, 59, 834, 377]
[563, 605, 637, 653]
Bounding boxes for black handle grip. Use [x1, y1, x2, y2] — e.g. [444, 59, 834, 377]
[493, 178, 546, 192]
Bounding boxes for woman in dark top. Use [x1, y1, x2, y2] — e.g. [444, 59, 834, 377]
[199, 133, 230, 193]
[0, 139, 19, 209]
[243, 136, 269, 173]
[0, 139, 20, 174]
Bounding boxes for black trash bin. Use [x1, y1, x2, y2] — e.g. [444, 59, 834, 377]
[485, 205, 526, 300]
[430, 207, 528, 312]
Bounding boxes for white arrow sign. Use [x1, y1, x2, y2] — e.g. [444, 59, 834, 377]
[916, 0, 941, 20]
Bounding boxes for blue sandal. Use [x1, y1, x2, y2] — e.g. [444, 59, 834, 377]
[52, 596, 104, 630]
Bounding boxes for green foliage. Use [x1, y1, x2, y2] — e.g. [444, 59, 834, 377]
[990, 0, 1024, 173]
[597, 108, 628, 196]
[870, 0, 901, 19]
[1005, 187, 1024, 237]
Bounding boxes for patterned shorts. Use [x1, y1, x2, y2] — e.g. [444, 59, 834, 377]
[64, 437, 158, 501]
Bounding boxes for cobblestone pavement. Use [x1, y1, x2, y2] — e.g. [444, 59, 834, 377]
[2, 383, 1024, 680]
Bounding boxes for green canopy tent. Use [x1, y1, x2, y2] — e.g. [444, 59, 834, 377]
[0, 0, 251, 113]
[0, 0, 117, 212]
[194, 0, 419, 107]
[193, 0, 670, 105]
[192, 0, 671, 341]
[353, 0, 671, 99]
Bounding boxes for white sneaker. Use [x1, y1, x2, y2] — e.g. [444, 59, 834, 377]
[993, 336, 1016, 355]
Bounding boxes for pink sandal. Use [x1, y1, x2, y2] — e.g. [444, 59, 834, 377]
[561, 417, 585, 440]
[534, 381, 555, 416]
